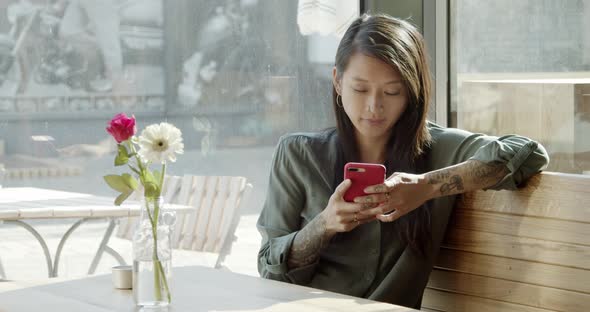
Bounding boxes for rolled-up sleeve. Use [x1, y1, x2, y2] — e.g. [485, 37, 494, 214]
[468, 135, 549, 190]
[429, 123, 550, 190]
[257, 135, 318, 284]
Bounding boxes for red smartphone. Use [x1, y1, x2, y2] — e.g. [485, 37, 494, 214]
[343, 162, 386, 202]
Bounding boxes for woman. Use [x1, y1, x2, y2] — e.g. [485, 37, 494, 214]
[257, 13, 549, 309]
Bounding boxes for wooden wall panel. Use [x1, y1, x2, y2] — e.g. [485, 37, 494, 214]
[442, 228, 590, 269]
[434, 249, 590, 293]
[449, 210, 590, 246]
[422, 288, 553, 312]
[427, 269, 590, 311]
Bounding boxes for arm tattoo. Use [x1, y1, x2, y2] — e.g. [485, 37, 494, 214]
[425, 160, 507, 197]
[287, 214, 332, 269]
[469, 160, 508, 183]
[440, 175, 464, 195]
[427, 169, 451, 184]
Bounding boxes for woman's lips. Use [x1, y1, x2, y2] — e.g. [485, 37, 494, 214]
[362, 118, 386, 125]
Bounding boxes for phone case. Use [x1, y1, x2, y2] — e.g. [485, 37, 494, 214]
[343, 162, 386, 202]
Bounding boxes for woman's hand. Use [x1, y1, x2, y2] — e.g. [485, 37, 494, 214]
[320, 179, 377, 235]
[354, 172, 436, 223]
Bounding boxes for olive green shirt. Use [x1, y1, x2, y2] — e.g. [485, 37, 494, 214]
[257, 122, 549, 309]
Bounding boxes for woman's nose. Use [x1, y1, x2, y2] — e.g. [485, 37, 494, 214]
[366, 95, 382, 113]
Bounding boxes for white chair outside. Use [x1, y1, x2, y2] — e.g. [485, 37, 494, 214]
[112, 175, 252, 269]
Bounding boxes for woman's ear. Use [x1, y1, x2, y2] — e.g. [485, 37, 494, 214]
[332, 67, 341, 94]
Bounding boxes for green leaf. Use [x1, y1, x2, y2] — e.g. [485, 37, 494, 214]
[114, 154, 129, 166]
[121, 173, 139, 190]
[114, 191, 133, 206]
[153, 170, 162, 185]
[118, 144, 129, 158]
[144, 181, 160, 198]
[114, 145, 129, 166]
[144, 170, 157, 184]
[104, 175, 132, 193]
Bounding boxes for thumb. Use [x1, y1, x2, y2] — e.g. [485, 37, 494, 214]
[385, 172, 403, 186]
[335, 179, 352, 197]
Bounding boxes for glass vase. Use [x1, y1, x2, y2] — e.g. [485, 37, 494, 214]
[132, 196, 175, 308]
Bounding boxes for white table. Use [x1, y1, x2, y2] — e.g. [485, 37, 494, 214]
[0, 187, 190, 278]
[0, 266, 417, 311]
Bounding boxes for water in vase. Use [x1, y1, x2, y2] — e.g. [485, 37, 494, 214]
[133, 257, 172, 307]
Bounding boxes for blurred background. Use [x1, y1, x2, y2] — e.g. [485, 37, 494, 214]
[0, 0, 588, 279]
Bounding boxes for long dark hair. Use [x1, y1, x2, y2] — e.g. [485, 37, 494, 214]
[332, 14, 433, 254]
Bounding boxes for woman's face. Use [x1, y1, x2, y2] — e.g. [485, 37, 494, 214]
[333, 52, 408, 143]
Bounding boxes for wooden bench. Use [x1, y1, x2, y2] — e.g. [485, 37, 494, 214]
[423, 172, 590, 312]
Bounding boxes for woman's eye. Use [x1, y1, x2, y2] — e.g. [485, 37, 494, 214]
[353, 88, 367, 93]
[385, 91, 401, 96]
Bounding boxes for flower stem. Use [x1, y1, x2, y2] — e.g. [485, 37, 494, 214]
[128, 140, 171, 302]
[153, 259, 162, 301]
[152, 199, 162, 302]
[151, 198, 171, 302]
[159, 163, 166, 193]
[127, 164, 141, 176]
[157, 259, 171, 302]
[128, 141, 145, 173]
[153, 164, 170, 301]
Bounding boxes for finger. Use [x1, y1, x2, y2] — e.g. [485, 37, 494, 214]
[358, 202, 379, 211]
[345, 209, 375, 223]
[385, 172, 405, 183]
[377, 210, 402, 223]
[335, 179, 352, 198]
[384, 178, 400, 188]
[363, 183, 388, 194]
[340, 214, 360, 231]
[365, 175, 404, 194]
[357, 203, 388, 217]
[353, 193, 388, 205]
[335, 202, 365, 214]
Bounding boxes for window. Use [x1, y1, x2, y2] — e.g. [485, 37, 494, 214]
[0, 0, 356, 278]
[450, 0, 590, 174]
[0, 0, 342, 197]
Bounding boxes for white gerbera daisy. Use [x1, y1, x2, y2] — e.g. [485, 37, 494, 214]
[137, 122, 184, 163]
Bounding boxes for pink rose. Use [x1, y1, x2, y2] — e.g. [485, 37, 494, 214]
[106, 113, 136, 143]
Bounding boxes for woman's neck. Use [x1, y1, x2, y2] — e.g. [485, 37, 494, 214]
[356, 134, 388, 164]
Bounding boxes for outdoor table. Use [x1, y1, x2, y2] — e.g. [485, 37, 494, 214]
[0, 187, 191, 278]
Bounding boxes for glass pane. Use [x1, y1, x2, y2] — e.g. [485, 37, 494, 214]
[0, 0, 355, 278]
[450, 0, 590, 174]
[365, 0, 423, 31]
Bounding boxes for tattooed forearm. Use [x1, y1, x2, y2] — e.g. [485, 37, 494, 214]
[427, 169, 451, 184]
[287, 214, 333, 269]
[439, 175, 464, 195]
[424, 160, 508, 197]
[468, 160, 509, 185]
